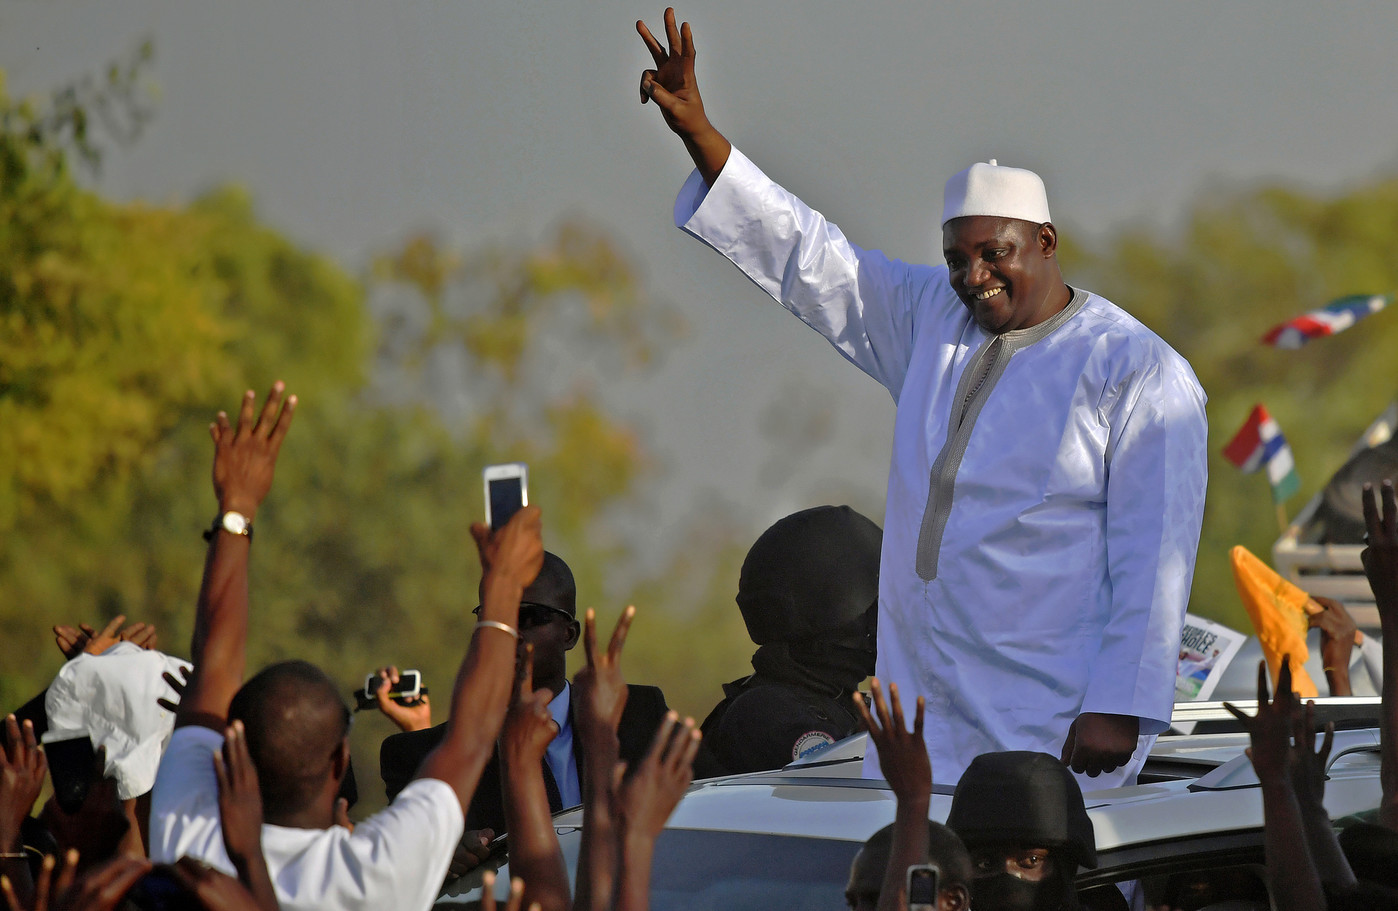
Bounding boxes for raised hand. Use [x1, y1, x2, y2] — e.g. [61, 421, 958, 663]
[1, 716, 48, 857]
[1309, 597, 1357, 696]
[371, 667, 432, 733]
[853, 680, 930, 805]
[635, 8, 730, 186]
[213, 721, 263, 869]
[156, 666, 193, 714]
[618, 712, 700, 841]
[1363, 480, 1398, 623]
[574, 607, 634, 737]
[0, 850, 76, 911]
[2, 852, 150, 911]
[1225, 657, 1299, 784]
[471, 506, 544, 602]
[501, 646, 558, 765]
[210, 381, 297, 520]
[1061, 712, 1140, 777]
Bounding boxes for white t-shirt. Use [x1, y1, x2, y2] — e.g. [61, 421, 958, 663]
[151, 726, 464, 911]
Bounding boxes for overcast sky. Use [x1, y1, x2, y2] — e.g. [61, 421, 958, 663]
[7, 0, 1398, 564]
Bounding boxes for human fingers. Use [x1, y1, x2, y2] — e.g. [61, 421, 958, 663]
[32, 852, 57, 911]
[663, 7, 681, 57]
[227, 721, 256, 789]
[1, 871, 26, 911]
[213, 747, 230, 797]
[607, 605, 635, 663]
[636, 20, 667, 68]
[53, 849, 78, 898]
[96, 615, 126, 643]
[1059, 720, 1077, 765]
[1319, 721, 1335, 766]
[645, 79, 683, 114]
[269, 392, 298, 451]
[252, 381, 285, 438]
[480, 871, 498, 911]
[77, 856, 153, 911]
[1363, 483, 1379, 538]
[516, 643, 535, 699]
[645, 712, 680, 765]
[1255, 660, 1271, 706]
[1384, 479, 1397, 536]
[852, 691, 876, 734]
[234, 389, 257, 438]
[868, 678, 893, 734]
[674, 719, 702, 771]
[680, 19, 695, 58]
[912, 695, 926, 740]
[1276, 655, 1294, 708]
[504, 876, 526, 911]
[886, 682, 910, 736]
[2, 714, 18, 762]
[582, 608, 599, 668]
[1297, 701, 1316, 754]
[1222, 702, 1253, 725]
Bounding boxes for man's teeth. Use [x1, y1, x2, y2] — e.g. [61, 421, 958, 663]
[974, 288, 1003, 300]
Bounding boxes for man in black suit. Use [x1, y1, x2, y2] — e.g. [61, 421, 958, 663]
[378, 550, 669, 871]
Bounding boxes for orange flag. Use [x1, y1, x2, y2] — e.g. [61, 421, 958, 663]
[1229, 545, 1319, 698]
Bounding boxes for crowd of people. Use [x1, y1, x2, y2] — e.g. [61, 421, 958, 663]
[4, 7, 1398, 911]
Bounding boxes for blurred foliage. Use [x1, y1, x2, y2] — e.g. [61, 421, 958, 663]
[1063, 176, 1398, 631]
[0, 61, 755, 817]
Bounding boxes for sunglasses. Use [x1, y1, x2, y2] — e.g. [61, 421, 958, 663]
[472, 601, 573, 629]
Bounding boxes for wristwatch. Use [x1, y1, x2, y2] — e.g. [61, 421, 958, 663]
[203, 511, 253, 542]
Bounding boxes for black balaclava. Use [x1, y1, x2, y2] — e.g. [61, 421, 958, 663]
[736, 506, 882, 697]
[947, 751, 1097, 911]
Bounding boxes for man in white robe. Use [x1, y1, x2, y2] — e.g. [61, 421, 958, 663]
[635, 9, 1208, 788]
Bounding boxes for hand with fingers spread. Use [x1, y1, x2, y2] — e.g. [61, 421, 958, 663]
[1, 716, 47, 859]
[210, 381, 298, 520]
[635, 8, 731, 186]
[2, 851, 150, 911]
[853, 679, 930, 807]
[156, 666, 192, 714]
[618, 712, 699, 842]
[1225, 657, 1300, 784]
[169, 857, 273, 911]
[575, 607, 635, 738]
[1363, 480, 1398, 625]
[53, 617, 159, 660]
[372, 667, 432, 733]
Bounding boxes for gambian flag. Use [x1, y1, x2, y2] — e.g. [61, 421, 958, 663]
[1262, 293, 1391, 349]
[1222, 404, 1300, 504]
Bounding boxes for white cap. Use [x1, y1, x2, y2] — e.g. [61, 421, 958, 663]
[941, 159, 1052, 226]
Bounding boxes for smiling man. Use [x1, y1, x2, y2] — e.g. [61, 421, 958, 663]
[637, 9, 1208, 788]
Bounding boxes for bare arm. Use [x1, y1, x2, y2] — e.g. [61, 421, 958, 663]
[1225, 659, 1326, 911]
[854, 681, 931, 911]
[572, 607, 635, 911]
[615, 714, 700, 911]
[177, 383, 297, 731]
[1361, 481, 1398, 829]
[500, 647, 570, 911]
[1289, 705, 1356, 891]
[636, 8, 730, 186]
[416, 506, 544, 813]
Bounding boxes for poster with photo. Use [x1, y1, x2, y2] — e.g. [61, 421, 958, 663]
[1175, 614, 1248, 702]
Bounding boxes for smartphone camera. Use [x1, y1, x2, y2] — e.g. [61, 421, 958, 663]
[483, 463, 528, 531]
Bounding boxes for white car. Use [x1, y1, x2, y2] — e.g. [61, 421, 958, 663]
[435, 699, 1385, 910]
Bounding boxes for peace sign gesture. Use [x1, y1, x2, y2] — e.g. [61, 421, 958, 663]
[636, 8, 731, 186]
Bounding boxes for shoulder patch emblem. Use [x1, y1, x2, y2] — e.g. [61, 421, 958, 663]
[793, 730, 837, 761]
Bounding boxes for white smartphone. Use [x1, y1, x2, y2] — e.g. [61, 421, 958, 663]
[483, 462, 529, 531]
[907, 864, 938, 911]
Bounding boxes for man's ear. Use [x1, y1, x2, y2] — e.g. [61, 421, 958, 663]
[563, 619, 582, 651]
[1037, 222, 1058, 257]
[940, 883, 971, 911]
[331, 737, 351, 780]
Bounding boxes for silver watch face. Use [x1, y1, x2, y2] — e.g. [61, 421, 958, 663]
[221, 511, 250, 535]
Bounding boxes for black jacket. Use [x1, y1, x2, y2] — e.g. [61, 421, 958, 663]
[693, 675, 862, 779]
[379, 683, 669, 835]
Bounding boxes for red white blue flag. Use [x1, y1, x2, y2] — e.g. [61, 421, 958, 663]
[1222, 404, 1300, 504]
[1262, 294, 1391, 349]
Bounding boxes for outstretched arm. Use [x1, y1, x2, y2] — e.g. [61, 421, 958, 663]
[855, 680, 931, 911]
[500, 647, 570, 911]
[636, 8, 730, 186]
[177, 383, 296, 732]
[1361, 481, 1398, 829]
[417, 506, 544, 813]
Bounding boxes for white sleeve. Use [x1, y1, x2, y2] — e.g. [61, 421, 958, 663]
[674, 147, 942, 401]
[332, 777, 466, 911]
[1084, 356, 1209, 733]
[149, 726, 230, 867]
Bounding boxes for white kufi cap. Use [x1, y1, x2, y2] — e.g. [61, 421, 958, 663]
[941, 159, 1052, 226]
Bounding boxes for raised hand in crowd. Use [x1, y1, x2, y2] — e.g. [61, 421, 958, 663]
[177, 382, 297, 733]
[156, 665, 193, 715]
[53, 616, 159, 661]
[1289, 702, 1357, 895]
[1225, 658, 1325, 911]
[1309, 597, 1358, 697]
[1, 850, 150, 911]
[636, 7, 730, 187]
[370, 667, 432, 733]
[417, 505, 543, 813]
[574, 606, 635, 911]
[1361, 481, 1398, 832]
[615, 712, 700, 911]
[0, 716, 47, 907]
[499, 646, 568, 911]
[212, 720, 277, 911]
[479, 871, 541, 911]
[854, 680, 931, 911]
